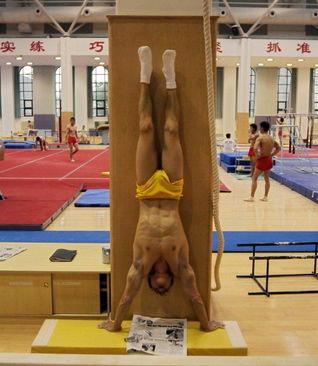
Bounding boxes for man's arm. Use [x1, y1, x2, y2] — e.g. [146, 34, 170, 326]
[271, 140, 281, 157]
[254, 136, 261, 158]
[179, 263, 224, 331]
[99, 260, 143, 331]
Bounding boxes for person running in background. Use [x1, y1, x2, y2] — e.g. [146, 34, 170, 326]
[35, 136, 49, 151]
[248, 123, 258, 176]
[65, 117, 79, 162]
[245, 121, 280, 202]
[222, 133, 236, 153]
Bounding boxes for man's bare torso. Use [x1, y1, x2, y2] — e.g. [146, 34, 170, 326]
[257, 133, 275, 157]
[134, 200, 188, 277]
[67, 125, 77, 136]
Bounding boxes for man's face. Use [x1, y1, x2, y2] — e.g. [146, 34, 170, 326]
[149, 260, 173, 295]
[70, 119, 75, 126]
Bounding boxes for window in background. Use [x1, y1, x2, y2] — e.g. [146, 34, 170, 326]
[55, 67, 61, 117]
[277, 67, 292, 113]
[312, 68, 318, 113]
[92, 66, 108, 117]
[249, 68, 256, 117]
[19, 66, 33, 117]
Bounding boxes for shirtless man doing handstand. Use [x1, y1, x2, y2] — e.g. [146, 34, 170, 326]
[99, 46, 223, 333]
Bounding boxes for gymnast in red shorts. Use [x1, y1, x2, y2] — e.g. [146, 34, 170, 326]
[248, 123, 258, 176]
[65, 117, 79, 162]
[245, 121, 280, 202]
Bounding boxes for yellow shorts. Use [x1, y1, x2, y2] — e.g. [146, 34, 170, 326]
[136, 170, 183, 200]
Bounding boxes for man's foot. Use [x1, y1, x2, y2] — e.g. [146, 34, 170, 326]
[260, 196, 268, 202]
[138, 46, 152, 84]
[201, 320, 225, 332]
[162, 49, 176, 89]
[244, 197, 255, 202]
[98, 319, 121, 332]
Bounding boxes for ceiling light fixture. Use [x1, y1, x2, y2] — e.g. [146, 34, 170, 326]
[236, 62, 240, 66]
[27, 62, 33, 66]
[286, 63, 293, 67]
[94, 57, 100, 61]
[55, 56, 61, 60]
[99, 62, 105, 65]
[267, 58, 273, 62]
[16, 56, 23, 61]
[258, 63, 264, 66]
[6, 62, 12, 65]
[298, 58, 304, 62]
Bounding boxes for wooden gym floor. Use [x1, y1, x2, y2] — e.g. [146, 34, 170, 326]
[0, 154, 317, 356]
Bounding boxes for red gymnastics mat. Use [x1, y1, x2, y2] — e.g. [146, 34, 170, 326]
[0, 180, 82, 230]
[0, 148, 110, 189]
[0, 148, 109, 230]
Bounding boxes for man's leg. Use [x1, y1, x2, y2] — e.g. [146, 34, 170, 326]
[136, 46, 157, 185]
[161, 50, 183, 181]
[73, 143, 79, 156]
[260, 171, 270, 201]
[244, 168, 262, 202]
[69, 144, 73, 161]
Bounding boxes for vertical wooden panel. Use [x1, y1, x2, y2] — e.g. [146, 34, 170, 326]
[109, 16, 217, 319]
[0, 273, 52, 315]
[61, 112, 73, 141]
[52, 273, 100, 314]
[236, 113, 249, 144]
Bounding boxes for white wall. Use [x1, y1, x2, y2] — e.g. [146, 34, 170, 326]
[255, 67, 278, 116]
[222, 67, 237, 137]
[0, 66, 15, 137]
[74, 66, 88, 129]
[33, 66, 56, 115]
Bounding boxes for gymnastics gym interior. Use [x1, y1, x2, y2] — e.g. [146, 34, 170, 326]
[0, 1, 317, 365]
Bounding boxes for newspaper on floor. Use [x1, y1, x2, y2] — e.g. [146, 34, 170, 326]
[0, 247, 27, 261]
[125, 314, 187, 356]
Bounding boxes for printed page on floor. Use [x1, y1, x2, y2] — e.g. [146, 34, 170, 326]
[126, 315, 187, 356]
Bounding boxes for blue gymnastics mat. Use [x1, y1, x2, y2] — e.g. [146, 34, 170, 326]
[4, 140, 35, 149]
[270, 159, 318, 203]
[75, 189, 110, 207]
[212, 231, 318, 252]
[0, 231, 110, 243]
[0, 230, 317, 252]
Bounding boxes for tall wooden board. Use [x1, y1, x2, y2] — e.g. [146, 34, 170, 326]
[109, 16, 217, 319]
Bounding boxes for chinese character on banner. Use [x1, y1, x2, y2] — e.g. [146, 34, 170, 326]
[30, 41, 45, 52]
[89, 41, 104, 53]
[266, 42, 282, 53]
[296, 42, 311, 54]
[216, 41, 222, 53]
[0, 41, 16, 53]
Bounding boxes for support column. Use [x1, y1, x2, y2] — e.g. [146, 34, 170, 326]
[60, 37, 73, 137]
[255, 67, 278, 116]
[296, 68, 311, 137]
[0, 66, 15, 137]
[222, 67, 237, 137]
[236, 38, 251, 143]
[33, 66, 56, 115]
[74, 66, 88, 129]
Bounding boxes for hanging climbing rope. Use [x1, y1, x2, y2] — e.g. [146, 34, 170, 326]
[202, 0, 224, 291]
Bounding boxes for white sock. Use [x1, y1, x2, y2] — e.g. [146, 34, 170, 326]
[162, 50, 176, 89]
[138, 46, 152, 84]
